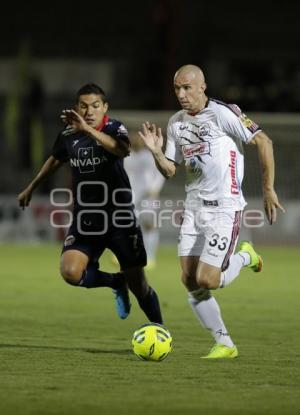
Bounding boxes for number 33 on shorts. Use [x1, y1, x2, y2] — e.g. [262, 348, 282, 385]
[201, 211, 242, 268]
[208, 233, 229, 251]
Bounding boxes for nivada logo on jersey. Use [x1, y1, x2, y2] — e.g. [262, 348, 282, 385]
[70, 147, 107, 173]
[182, 142, 210, 158]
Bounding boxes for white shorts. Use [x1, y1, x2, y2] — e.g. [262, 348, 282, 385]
[178, 209, 242, 270]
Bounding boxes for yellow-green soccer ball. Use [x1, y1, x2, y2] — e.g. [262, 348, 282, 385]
[132, 323, 172, 361]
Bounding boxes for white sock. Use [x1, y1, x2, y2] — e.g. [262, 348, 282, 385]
[219, 252, 250, 288]
[142, 228, 159, 262]
[188, 293, 234, 347]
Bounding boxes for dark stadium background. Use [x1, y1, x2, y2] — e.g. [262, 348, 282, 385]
[0, 0, 299, 243]
[0, 0, 299, 110]
[0, 3, 299, 415]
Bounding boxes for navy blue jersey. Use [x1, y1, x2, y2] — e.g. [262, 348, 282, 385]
[52, 116, 134, 229]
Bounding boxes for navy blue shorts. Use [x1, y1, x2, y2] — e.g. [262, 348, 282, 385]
[61, 222, 147, 270]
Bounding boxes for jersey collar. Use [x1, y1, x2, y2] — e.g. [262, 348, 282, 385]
[96, 115, 109, 131]
[188, 98, 210, 116]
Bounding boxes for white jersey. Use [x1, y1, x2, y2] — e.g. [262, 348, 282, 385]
[165, 98, 261, 211]
[124, 148, 165, 205]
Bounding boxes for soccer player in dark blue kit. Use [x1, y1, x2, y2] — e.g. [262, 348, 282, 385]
[18, 83, 163, 324]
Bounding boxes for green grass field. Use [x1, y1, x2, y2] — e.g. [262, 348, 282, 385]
[0, 244, 299, 415]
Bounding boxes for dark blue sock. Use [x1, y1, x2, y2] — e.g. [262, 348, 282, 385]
[137, 287, 163, 324]
[79, 264, 122, 289]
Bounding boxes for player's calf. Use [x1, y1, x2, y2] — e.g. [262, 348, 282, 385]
[181, 270, 200, 291]
[125, 266, 163, 324]
[125, 266, 149, 298]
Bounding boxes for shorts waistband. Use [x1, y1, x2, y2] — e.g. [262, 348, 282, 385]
[184, 197, 244, 210]
[185, 199, 220, 209]
[203, 200, 218, 207]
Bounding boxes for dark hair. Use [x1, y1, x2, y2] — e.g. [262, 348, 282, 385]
[76, 83, 107, 103]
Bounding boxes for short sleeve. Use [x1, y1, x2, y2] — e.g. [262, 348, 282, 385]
[112, 122, 130, 143]
[217, 104, 261, 144]
[164, 119, 183, 164]
[52, 131, 69, 162]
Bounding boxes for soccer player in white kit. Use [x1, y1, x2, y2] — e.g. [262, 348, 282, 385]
[139, 64, 285, 359]
[124, 133, 165, 269]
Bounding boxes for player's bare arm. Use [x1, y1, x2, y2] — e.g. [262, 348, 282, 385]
[139, 122, 176, 179]
[18, 156, 62, 209]
[250, 131, 285, 224]
[61, 109, 130, 158]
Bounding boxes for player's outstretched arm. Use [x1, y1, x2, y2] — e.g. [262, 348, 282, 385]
[139, 122, 176, 179]
[250, 131, 285, 224]
[18, 156, 62, 209]
[61, 109, 130, 158]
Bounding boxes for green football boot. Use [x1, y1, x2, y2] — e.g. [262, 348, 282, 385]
[238, 240, 263, 272]
[201, 344, 238, 359]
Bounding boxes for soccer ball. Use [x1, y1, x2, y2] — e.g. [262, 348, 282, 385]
[132, 323, 172, 361]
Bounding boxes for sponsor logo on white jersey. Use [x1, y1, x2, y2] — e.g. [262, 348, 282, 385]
[182, 142, 210, 158]
[229, 150, 239, 195]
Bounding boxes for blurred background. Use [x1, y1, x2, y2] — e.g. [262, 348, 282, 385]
[0, 0, 299, 245]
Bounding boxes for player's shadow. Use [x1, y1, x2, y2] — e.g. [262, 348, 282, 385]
[0, 343, 131, 354]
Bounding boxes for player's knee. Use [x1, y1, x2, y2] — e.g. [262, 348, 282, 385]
[197, 274, 220, 290]
[60, 264, 82, 286]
